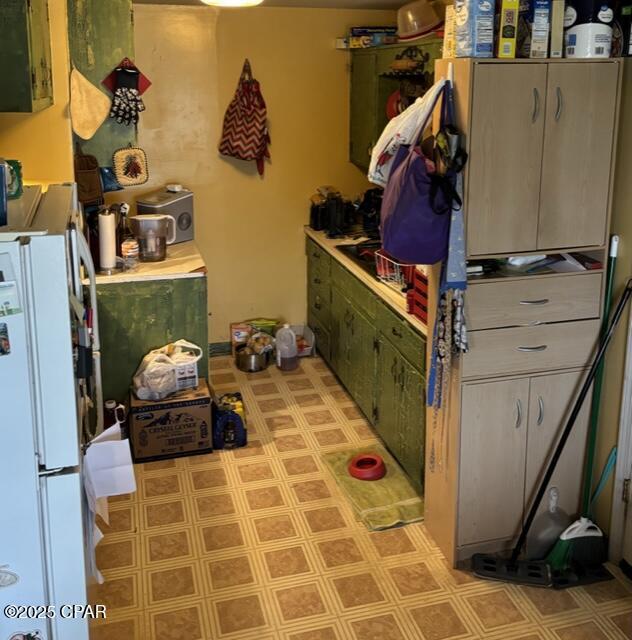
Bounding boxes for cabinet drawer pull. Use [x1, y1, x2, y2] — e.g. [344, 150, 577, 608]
[391, 357, 398, 379]
[532, 87, 540, 123]
[555, 87, 563, 122]
[537, 396, 544, 426]
[313, 277, 321, 285]
[312, 251, 320, 259]
[314, 301, 322, 310]
[399, 363, 406, 392]
[515, 399, 523, 429]
[391, 327, 403, 338]
[517, 345, 548, 352]
[519, 298, 550, 306]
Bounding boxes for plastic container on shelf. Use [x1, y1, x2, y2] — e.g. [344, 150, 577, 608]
[276, 324, 299, 371]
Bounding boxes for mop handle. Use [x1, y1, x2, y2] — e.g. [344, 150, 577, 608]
[511, 277, 632, 563]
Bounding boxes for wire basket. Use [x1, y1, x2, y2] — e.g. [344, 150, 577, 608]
[375, 249, 416, 292]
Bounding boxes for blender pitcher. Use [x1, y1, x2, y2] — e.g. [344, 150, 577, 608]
[129, 214, 177, 262]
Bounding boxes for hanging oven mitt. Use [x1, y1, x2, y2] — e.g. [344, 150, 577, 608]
[70, 67, 111, 140]
[109, 67, 146, 127]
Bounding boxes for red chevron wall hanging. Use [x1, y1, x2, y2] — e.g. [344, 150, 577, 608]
[219, 59, 270, 176]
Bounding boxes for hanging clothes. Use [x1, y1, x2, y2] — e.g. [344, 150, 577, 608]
[426, 76, 469, 475]
[368, 78, 445, 188]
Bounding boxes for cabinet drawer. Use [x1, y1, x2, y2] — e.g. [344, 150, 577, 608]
[463, 319, 599, 379]
[331, 260, 376, 319]
[306, 238, 331, 277]
[466, 273, 602, 330]
[309, 313, 331, 363]
[308, 288, 330, 328]
[376, 303, 425, 372]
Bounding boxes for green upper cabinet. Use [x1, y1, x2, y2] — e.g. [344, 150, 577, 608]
[349, 51, 378, 171]
[0, 0, 53, 112]
[349, 41, 443, 172]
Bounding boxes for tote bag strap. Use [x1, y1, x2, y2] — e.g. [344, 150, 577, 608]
[409, 82, 447, 152]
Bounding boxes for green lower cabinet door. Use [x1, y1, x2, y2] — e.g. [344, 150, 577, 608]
[399, 361, 426, 492]
[347, 308, 376, 420]
[375, 337, 402, 460]
[330, 286, 350, 388]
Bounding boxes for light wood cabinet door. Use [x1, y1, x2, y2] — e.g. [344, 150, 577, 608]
[525, 371, 590, 556]
[467, 64, 547, 256]
[459, 378, 530, 545]
[538, 62, 619, 250]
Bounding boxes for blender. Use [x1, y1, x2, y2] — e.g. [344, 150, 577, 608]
[129, 214, 176, 262]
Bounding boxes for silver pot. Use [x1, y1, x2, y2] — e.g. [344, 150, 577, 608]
[235, 347, 272, 373]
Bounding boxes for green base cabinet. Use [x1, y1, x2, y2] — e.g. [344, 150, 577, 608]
[306, 237, 426, 491]
[349, 40, 442, 172]
[96, 276, 209, 404]
[0, 0, 53, 112]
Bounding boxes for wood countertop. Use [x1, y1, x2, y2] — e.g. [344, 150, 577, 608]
[304, 228, 428, 337]
[89, 241, 207, 285]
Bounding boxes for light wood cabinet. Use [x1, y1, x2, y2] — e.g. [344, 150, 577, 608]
[538, 63, 619, 250]
[458, 371, 590, 551]
[525, 371, 591, 554]
[449, 59, 621, 257]
[467, 64, 547, 255]
[426, 59, 620, 567]
[459, 378, 529, 545]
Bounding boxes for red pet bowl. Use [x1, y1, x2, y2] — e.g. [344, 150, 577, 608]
[348, 454, 386, 481]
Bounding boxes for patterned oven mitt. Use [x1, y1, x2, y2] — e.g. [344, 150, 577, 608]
[109, 67, 146, 126]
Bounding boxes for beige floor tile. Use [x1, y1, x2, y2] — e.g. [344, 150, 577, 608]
[91, 355, 632, 640]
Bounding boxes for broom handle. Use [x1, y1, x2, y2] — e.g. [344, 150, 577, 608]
[511, 277, 632, 564]
[582, 237, 619, 516]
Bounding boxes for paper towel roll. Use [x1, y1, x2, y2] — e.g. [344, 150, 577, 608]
[98, 211, 117, 271]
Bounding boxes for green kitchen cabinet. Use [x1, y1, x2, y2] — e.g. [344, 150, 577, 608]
[346, 304, 377, 419]
[96, 276, 208, 404]
[306, 236, 426, 491]
[375, 336, 402, 455]
[349, 40, 443, 172]
[375, 332, 426, 492]
[399, 360, 426, 490]
[0, 0, 53, 112]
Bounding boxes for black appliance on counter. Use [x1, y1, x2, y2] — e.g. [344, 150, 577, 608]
[309, 186, 354, 238]
[357, 188, 383, 238]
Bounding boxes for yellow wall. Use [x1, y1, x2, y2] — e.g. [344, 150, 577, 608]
[593, 61, 632, 535]
[131, 5, 396, 342]
[0, 0, 74, 184]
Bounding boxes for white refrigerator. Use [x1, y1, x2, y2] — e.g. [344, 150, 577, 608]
[0, 184, 102, 640]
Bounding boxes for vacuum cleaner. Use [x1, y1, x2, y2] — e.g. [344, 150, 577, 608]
[472, 276, 632, 588]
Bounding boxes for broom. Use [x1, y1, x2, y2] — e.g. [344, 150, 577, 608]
[547, 236, 618, 574]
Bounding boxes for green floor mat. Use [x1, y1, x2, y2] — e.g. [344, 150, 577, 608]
[322, 445, 424, 531]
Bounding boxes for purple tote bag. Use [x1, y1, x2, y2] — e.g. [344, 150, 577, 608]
[381, 87, 452, 265]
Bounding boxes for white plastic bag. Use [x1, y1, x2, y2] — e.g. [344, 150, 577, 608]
[133, 339, 202, 401]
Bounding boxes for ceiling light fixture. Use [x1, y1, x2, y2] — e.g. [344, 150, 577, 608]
[201, 0, 264, 6]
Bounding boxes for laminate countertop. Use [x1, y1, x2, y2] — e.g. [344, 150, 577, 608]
[89, 241, 207, 285]
[305, 227, 428, 337]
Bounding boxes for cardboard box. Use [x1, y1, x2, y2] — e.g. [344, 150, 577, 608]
[550, 0, 565, 56]
[497, 0, 520, 57]
[443, 5, 457, 58]
[455, 0, 496, 58]
[517, 0, 551, 57]
[129, 380, 212, 462]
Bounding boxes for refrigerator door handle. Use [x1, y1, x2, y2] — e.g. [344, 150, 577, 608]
[75, 229, 100, 351]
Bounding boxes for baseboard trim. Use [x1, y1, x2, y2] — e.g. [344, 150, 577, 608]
[209, 342, 232, 357]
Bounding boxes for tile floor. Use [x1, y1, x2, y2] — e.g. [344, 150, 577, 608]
[89, 355, 632, 640]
